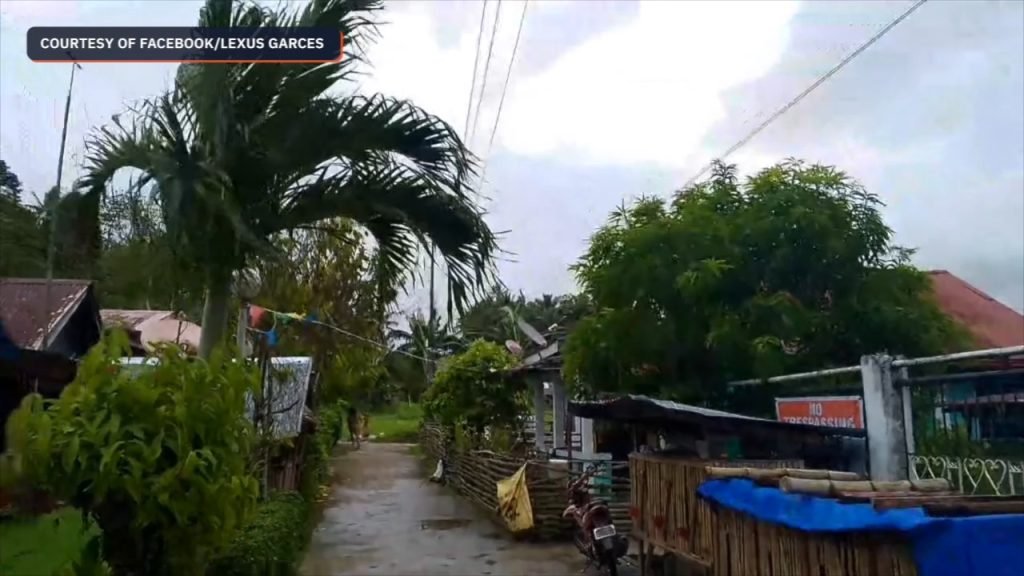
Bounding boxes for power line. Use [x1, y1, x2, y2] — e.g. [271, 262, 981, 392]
[463, 0, 489, 140]
[679, 0, 929, 190]
[478, 0, 529, 188]
[468, 0, 503, 146]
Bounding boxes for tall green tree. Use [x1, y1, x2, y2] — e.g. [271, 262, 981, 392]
[458, 285, 593, 347]
[95, 181, 204, 315]
[0, 159, 24, 202]
[256, 219, 389, 407]
[0, 162, 46, 277]
[564, 160, 966, 409]
[77, 0, 497, 357]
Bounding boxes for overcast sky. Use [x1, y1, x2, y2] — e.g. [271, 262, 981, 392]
[1, 0, 1022, 314]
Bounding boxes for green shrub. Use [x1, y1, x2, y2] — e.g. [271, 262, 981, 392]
[319, 401, 348, 446]
[296, 400, 347, 501]
[4, 331, 260, 576]
[208, 491, 310, 576]
[422, 340, 523, 444]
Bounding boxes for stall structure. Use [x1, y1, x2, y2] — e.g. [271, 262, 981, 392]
[697, 468, 1024, 576]
[568, 394, 866, 574]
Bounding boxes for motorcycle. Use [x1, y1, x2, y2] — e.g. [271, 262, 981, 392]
[562, 463, 629, 575]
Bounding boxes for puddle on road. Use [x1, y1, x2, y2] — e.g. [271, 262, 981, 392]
[419, 518, 472, 531]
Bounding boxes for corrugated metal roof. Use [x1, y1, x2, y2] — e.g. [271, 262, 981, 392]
[569, 394, 865, 438]
[246, 357, 313, 439]
[101, 309, 201, 352]
[0, 278, 92, 350]
[101, 309, 174, 329]
[928, 270, 1024, 349]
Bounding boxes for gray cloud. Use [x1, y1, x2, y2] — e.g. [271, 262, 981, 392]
[697, 0, 1024, 311]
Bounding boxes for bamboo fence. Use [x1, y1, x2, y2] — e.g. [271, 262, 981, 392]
[420, 424, 632, 540]
[630, 454, 919, 576]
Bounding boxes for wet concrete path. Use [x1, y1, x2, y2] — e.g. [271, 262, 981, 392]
[301, 443, 588, 576]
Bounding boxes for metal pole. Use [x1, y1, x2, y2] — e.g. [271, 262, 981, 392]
[729, 364, 861, 387]
[892, 345, 1024, 368]
[43, 57, 81, 350]
[426, 243, 436, 381]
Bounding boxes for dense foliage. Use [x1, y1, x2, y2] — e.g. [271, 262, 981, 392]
[207, 491, 310, 576]
[458, 286, 593, 346]
[422, 341, 523, 441]
[299, 400, 348, 502]
[256, 219, 389, 408]
[565, 160, 966, 409]
[76, 0, 496, 356]
[4, 332, 259, 576]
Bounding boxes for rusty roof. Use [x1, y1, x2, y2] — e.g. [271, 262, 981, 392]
[101, 309, 175, 329]
[928, 270, 1024, 349]
[0, 278, 93, 350]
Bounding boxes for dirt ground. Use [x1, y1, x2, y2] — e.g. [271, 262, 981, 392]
[301, 443, 630, 576]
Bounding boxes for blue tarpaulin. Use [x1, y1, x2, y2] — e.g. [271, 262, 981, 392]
[698, 479, 1024, 576]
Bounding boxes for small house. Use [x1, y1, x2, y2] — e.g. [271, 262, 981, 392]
[100, 309, 202, 356]
[0, 278, 101, 450]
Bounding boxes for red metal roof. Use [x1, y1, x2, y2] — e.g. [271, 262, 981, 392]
[0, 278, 93, 350]
[928, 270, 1024, 349]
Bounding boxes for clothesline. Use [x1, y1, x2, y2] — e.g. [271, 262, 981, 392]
[245, 304, 437, 365]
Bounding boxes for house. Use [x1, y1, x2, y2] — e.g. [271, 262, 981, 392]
[925, 270, 1024, 444]
[0, 278, 101, 451]
[100, 309, 201, 356]
[927, 269, 1024, 350]
[0, 278, 102, 357]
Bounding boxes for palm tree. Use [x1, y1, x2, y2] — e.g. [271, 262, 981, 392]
[77, 0, 496, 357]
[388, 312, 464, 366]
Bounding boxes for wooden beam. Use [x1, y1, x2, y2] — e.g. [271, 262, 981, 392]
[868, 493, 1012, 509]
[924, 500, 1024, 517]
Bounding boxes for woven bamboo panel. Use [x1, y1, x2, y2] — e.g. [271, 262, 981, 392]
[630, 453, 919, 576]
[418, 424, 577, 540]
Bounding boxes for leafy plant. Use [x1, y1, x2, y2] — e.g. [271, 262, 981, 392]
[297, 401, 348, 502]
[207, 491, 310, 576]
[76, 0, 497, 357]
[4, 331, 260, 576]
[565, 160, 967, 408]
[422, 341, 522, 444]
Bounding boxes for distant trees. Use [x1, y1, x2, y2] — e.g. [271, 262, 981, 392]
[0, 161, 46, 277]
[458, 285, 593, 347]
[77, 0, 497, 357]
[0, 160, 24, 202]
[564, 160, 966, 408]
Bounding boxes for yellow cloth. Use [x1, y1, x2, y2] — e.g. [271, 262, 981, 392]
[495, 463, 534, 533]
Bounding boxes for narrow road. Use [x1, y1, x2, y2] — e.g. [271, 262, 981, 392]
[301, 443, 588, 576]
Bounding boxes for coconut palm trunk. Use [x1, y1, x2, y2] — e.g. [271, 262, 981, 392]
[75, 0, 497, 357]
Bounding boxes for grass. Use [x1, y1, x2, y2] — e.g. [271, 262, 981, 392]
[368, 403, 422, 443]
[0, 507, 97, 576]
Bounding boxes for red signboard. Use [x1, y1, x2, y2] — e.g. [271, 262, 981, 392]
[775, 396, 864, 429]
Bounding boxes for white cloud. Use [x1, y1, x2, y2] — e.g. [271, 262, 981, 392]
[496, 1, 800, 169]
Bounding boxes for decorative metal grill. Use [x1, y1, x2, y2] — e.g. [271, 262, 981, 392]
[910, 455, 1024, 496]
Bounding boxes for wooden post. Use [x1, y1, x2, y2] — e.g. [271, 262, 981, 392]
[532, 376, 546, 453]
[639, 536, 648, 576]
[552, 376, 567, 451]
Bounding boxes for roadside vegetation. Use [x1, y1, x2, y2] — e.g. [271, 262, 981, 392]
[369, 403, 424, 443]
[0, 1, 986, 575]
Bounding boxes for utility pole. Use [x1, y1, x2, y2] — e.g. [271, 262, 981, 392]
[426, 243, 437, 381]
[43, 55, 82, 350]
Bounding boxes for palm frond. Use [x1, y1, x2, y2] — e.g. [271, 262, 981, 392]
[255, 95, 474, 195]
[278, 159, 495, 312]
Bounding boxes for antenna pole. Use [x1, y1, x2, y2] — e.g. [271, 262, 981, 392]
[43, 56, 81, 349]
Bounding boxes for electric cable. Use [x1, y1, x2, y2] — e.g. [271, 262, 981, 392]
[679, 0, 929, 190]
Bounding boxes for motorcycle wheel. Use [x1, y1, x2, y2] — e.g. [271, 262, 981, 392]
[606, 557, 618, 576]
